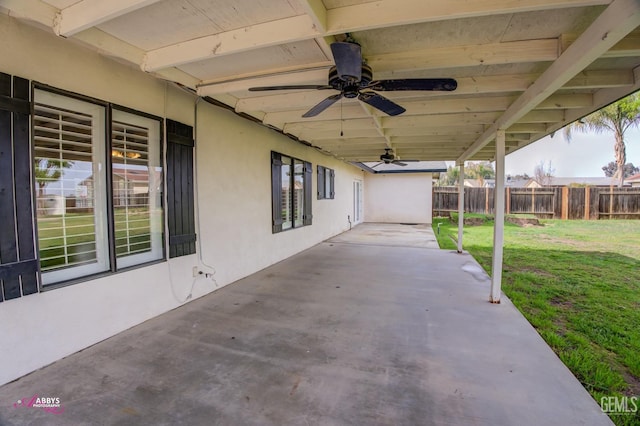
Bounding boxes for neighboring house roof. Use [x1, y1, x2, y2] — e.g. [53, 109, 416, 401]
[627, 173, 640, 182]
[353, 161, 447, 174]
[112, 167, 151, 182]
[531, 177, 626, 187]
[505, 178, 530, 188]
[463, 178, 496, 188]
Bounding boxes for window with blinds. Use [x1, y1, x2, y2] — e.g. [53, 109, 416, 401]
[111, 109, 163, 269]
[33, 88, 164, 286]
[33, 89, 109, 284]
[271, 152, 312, 233]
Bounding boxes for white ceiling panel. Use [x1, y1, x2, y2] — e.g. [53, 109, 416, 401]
[6, 0, 640, 163]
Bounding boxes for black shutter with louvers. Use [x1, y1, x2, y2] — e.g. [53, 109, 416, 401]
[329, 169, 335, 199]
[271, 152, 283, 233]
[166, 119, 196, 258]
[0, 73, 39, 301]
[317, 165, 325, 199]
[303, 161, 313, 226]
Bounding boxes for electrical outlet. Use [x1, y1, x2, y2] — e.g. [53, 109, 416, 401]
[192, 266, 199, 277]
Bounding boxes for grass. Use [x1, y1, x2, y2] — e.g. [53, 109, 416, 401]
[432, 216, 640, 425]
[37, 208, 152, 269]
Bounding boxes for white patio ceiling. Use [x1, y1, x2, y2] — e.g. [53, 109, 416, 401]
[3, 0, 640, 163]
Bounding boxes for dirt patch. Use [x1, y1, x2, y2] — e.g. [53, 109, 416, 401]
[621, 371, 640, 397]
[463, 217, 487, 226]
[519, 267, 555, 279]
[506, 216, 541, 226]
[549, 296, 574, 309]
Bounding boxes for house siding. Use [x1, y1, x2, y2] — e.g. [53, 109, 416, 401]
[0, 13, 364, 386]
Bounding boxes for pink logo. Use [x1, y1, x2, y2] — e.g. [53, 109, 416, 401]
[13, 394, 64, 415]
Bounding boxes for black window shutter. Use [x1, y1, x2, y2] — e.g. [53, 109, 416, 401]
[271, 152, 283, 233]
[0, 73, 39, 301]
[303, 161, 313, 226]
[317, 166, 325, 199]
[166, 119, 196, 258]
[329, 169, 335, 199]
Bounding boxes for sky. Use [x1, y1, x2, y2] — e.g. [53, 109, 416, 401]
[504, 127, 640, 177]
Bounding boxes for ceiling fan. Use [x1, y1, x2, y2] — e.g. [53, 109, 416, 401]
[248, 41, 457, 117]
[371, 148, 418, 167]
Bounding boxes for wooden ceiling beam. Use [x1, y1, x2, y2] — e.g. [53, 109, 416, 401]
[459, 0, 640, 162]
[367, 39, 559, 73]
[325, 0, 611, 34]
[54, 0, 163, 37]
[142, 14, 321, 71]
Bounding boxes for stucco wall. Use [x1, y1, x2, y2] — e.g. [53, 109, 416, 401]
[363, 173, 433, 224]
[0, 14, 364, 386]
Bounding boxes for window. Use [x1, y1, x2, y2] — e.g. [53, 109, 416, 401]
[317, 165, 335, 199]
[111, 109, 164, 268]
[271, 152, 312, 233]
[33, 88, 163, 285]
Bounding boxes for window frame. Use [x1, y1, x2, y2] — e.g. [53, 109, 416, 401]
[32, 84, 165, 289]
[317, 165, 335, 200]
[271, 151, 312, 233]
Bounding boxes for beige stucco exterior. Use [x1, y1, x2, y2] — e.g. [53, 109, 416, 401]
[0, 14, 365, 386]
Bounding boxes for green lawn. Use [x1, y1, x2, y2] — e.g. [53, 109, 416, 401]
[37, 208, 152, 269]
[433, 216, 640, 425]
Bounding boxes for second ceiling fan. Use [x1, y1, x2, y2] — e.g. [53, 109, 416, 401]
[249, 40, 457, 118]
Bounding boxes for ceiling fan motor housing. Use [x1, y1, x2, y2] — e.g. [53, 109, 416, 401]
[329, 64, 373, 98]
[380, 149, 395, 162]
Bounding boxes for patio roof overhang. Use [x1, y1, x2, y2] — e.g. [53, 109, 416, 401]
[3, 0, 640, 164]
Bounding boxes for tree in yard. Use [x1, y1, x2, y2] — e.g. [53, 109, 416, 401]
[564, 92, 640, 187]
[438, 165, 460, 186]
[601, 161, 639, 179]
[34, 159, 72, 197]
[533, 160, 555, 186]
[438, 161, 496, 186]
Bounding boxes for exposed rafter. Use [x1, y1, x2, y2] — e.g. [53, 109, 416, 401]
[325, 0, 611, 34]
[367, 39, 559, 73]
[459, 0, 640, 162]
[142, 14, 321, 71]
[54, 0, 163, 37]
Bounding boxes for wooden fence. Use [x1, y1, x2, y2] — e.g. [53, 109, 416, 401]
[433, 186, 640, 220]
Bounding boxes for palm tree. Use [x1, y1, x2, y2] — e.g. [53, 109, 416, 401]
[34, 159, 72, 197]
[564, 92, 640, 187]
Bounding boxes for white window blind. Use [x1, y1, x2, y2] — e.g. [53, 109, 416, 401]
[111, 110, 163, 268]
[34, 90, 109, 284]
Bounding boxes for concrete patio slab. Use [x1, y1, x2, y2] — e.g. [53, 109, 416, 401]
[328, 223, 440, 249]
[0, 225, 612, 425]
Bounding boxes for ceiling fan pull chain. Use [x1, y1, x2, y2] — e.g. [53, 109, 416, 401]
[340, 98, 344, 137]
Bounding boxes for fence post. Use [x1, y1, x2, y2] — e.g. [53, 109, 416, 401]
[485, 187, 489, 215]
[531, 187, 535, 214]
[584, 187, 590, 220]
[561, 187, 569, 220]
[609, 185, 614, 216]
[506, 187, 511, 215]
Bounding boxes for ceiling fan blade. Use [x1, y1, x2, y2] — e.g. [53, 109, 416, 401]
[248, 85, 332, 91]
[370, 162, 383, 168]
[358, 92, 406, 116]
[302, 93, 343, 117]
[330, 42, 362, 81]
[366, 78, 457, 92]
[393, 161, 408, 166]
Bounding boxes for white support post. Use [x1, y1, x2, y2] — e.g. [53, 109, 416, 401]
[457, 162, 465, 253]
[490, 130, 506, 303]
